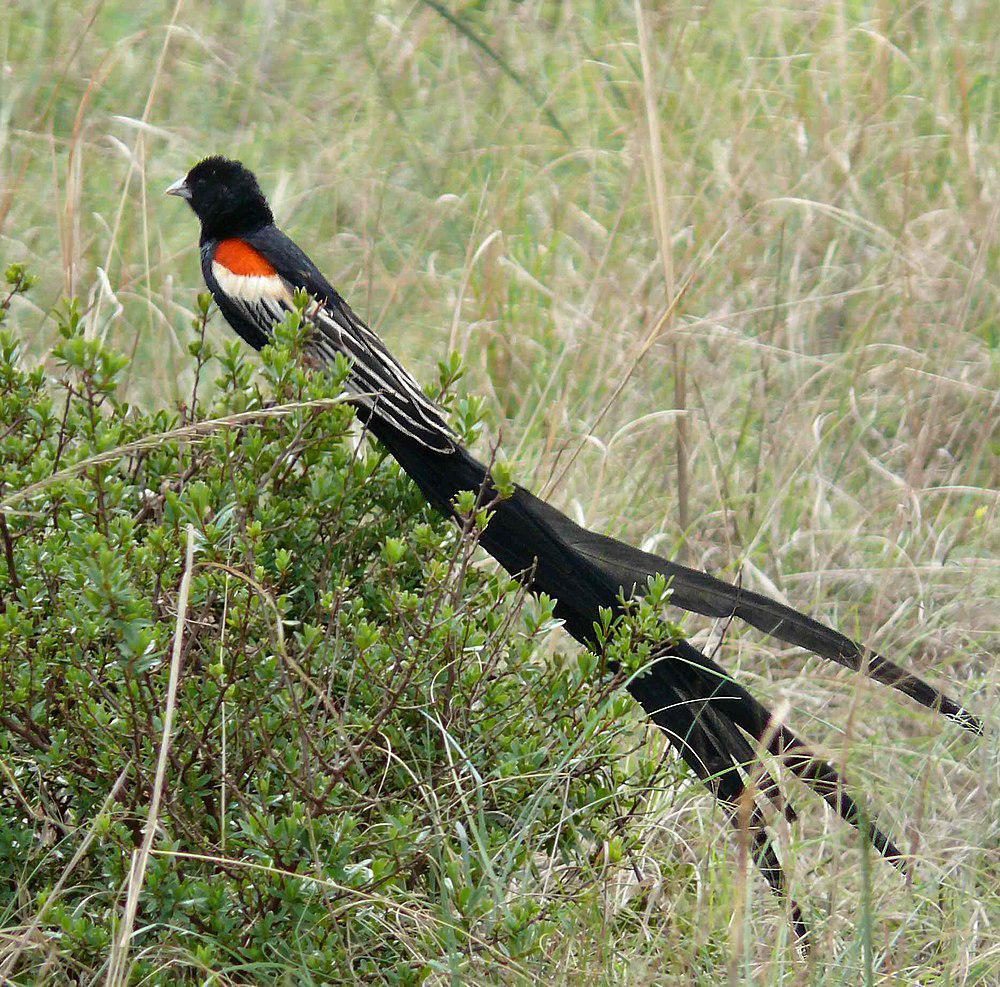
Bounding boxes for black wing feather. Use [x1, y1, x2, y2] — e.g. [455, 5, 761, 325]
[244, 227, 457, 452]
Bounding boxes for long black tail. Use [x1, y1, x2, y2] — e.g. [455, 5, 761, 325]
[369, 431, 979, 937]
[565, 520, 983, 735]
[497, 479, 982, 736]
[273, 286, 983, 936]
[197, 179, 981, 940]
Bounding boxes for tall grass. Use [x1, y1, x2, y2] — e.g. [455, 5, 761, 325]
[1, 1, 996, 982]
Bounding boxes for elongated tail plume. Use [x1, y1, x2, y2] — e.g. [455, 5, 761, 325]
[170, 158, 981, 941]
[265, 263, 986, 941]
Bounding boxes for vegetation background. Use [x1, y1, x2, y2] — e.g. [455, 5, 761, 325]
[1, 0, 997, 983]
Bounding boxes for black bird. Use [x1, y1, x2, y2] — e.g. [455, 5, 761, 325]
[168, 156, 981, 940]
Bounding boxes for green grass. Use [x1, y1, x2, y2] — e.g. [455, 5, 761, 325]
[1, 0, 997, 982]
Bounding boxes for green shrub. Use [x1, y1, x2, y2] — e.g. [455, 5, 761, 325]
[0, 269, 667, 983]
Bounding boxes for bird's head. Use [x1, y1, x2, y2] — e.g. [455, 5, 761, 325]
[166, 156, 273, 239]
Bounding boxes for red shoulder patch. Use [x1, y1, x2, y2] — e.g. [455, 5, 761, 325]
[214, 239, 277, 277]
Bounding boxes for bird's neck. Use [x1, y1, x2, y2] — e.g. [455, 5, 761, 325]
[199, 213, 272, 246]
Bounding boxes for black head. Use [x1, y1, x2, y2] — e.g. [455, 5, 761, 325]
[166, 156, 273, 240]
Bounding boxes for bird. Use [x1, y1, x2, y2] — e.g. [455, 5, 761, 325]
[167, 156, 982, 941]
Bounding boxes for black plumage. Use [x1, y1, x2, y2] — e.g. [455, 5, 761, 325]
[169, 157, 982, 941]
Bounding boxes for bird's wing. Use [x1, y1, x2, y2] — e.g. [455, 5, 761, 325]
[243, 226, 457, 453]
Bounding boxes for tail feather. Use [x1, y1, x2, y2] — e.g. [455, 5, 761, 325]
[361, 433, 975, 941]
[630, 640, 907, 942]
[515, 489, 982, 734]
[625, 646, 808, 941]
[775, 728, 905, 867]
[668, 641, 907, 866]
[382, 436, 979, 738]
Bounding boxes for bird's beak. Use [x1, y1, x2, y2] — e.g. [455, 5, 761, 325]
[164, 176, 191, 199]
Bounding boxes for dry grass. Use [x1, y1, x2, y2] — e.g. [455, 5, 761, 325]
[1, 0, 997, 982]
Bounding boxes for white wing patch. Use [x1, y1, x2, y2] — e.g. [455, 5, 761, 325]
[211, 262, 293, 307]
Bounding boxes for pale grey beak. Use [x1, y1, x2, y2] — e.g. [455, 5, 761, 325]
[165, 176, 191, 199]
